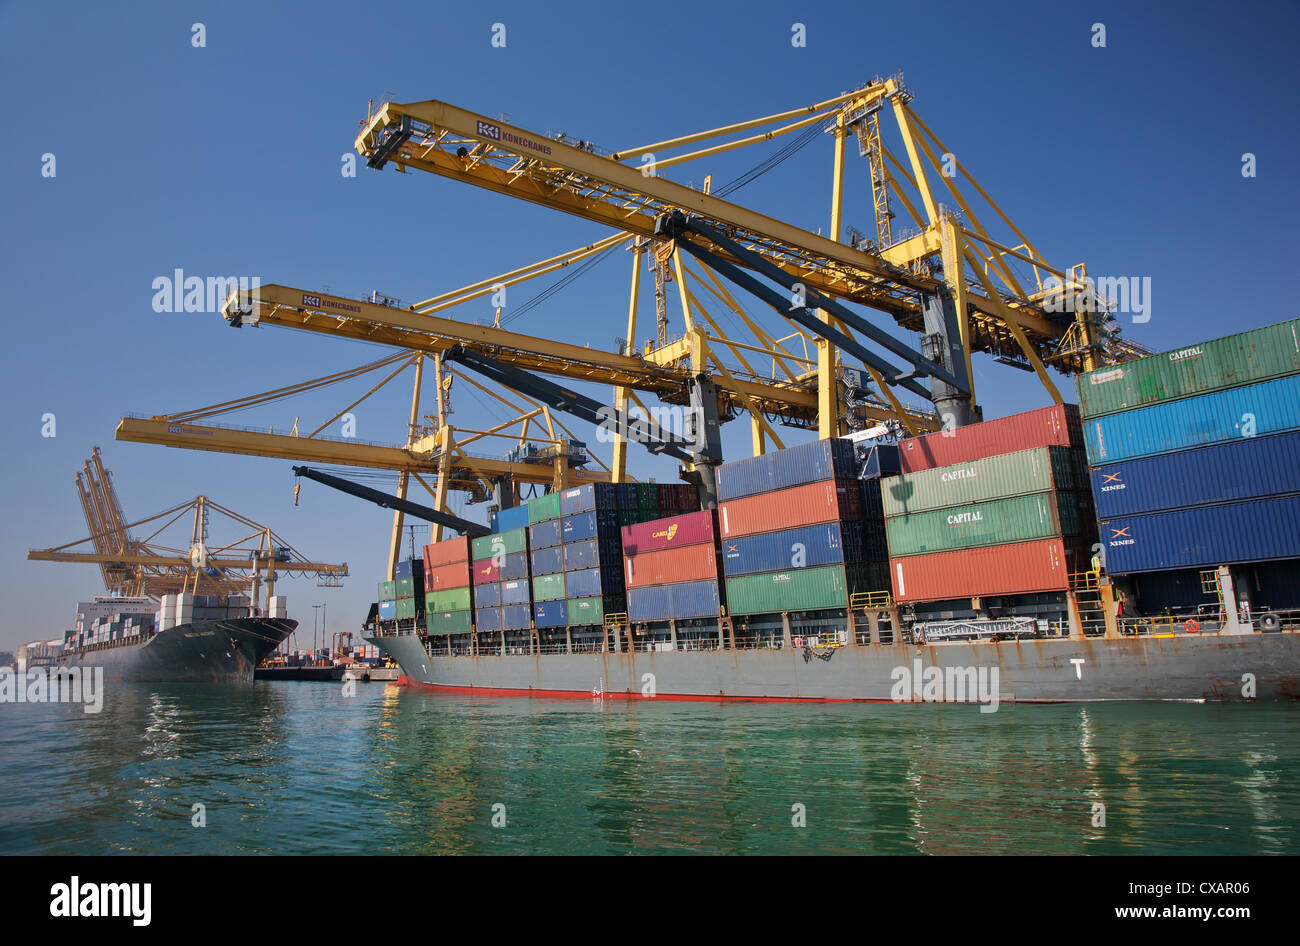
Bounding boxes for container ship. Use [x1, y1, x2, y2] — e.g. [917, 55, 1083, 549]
[363, 320, 1300, 702]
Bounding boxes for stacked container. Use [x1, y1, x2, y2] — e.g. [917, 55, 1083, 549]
[377, 579, 397, 623]
[472, 523, 531, 635]
[561, 483, 626, 627]
[391, 558, 424, 621]
[423, 535, 474, 637]
[1078, 319, 1300, 574]
[718, 438, 875, 615]
[883, 404, 1094, 603]
[622, 509, 722, 621]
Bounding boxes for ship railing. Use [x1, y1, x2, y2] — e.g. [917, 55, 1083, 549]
[851, 590, 894, 610]
[1069, 571, 1101, 591]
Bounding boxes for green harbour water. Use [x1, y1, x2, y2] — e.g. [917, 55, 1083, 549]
[1, 681, 1297, 855]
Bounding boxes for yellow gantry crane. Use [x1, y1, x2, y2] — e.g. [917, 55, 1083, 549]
[117, 78, 1148, 573]
[28, 448, 349, 611]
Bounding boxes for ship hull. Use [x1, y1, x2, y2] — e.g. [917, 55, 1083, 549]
[57, 618, 297, 683]
[364, 630, 1300, 702]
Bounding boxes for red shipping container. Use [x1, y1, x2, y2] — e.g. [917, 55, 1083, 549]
[424, 536, 470, 572]
[889, 538, 1088, 602]
[471, 560, 500, 585]
[624, 542, 719, 588]
[718, 479, 862, 538]
[426, 560, 471, 590]
[899, 404, 1082, 473]
[621, 509, 717, 556]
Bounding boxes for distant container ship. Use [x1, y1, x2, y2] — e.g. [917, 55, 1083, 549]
[364, 320, 1300, 703]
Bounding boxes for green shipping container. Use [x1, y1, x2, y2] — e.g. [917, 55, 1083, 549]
[377, 580, 396, 602]
[395, 577, 416, 598]
[471, 526, 528, 561]
[885, 491, 1080, 558]
[616, 510, 639, 527]
[427, 609, 473, 636]
[533, 573, 566, 602]
[395, 598, 417, 620]
[528, 492, 563, 524]
[881, 446, 1074, 518]
[1076, 318, 1300, 419]
[566, 595, 625, 626]
[636, 483, 660, 512]
[725, 563, 869, 616]
[426, 587, 471, 612]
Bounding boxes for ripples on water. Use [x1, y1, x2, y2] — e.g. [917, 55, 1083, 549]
[0, 683, 1296, 855]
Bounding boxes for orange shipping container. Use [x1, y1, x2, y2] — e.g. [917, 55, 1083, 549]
[889, 538, 1086, 602]
[718, 479, 863, 538]
[426, 560, 471, 590]
[424, 536, 471, 572]
[624, 542, 718, 588]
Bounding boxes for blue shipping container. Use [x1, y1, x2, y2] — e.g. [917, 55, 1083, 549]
[1100, 493, 1300, 574]
[495, 504, 530, 533]
[564, 537, 622, 571]
[500, 551, 529, 581]
[502, 604, 532, 631]
[1083, 374, 1300, 465]
[560, 482, 618, 517]
[721, 522, 861, 577]
[716, 438, 858, 502]
[529, 518, 562, 550]
[562, 510, 618, 543]
[530, 546, 565, 575]
[1090, 429, 1300, 519]
[859, 443, 901, 480]
[393, 558, 423, 580]
[534, 599, 568, 629]
[616, 483, 639, 509]
[500, 579, 531, 606]
[627, 579, 721, 622]
[565, 566, 623, 598]
[378, 600, 396, 621]
[475, 582, 502, 607]
[475, 607, 503, 632]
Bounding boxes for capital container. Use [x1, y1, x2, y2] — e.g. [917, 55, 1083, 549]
[472, 527, 527, 561]
[529, 518, 562, 550]
[475, 582, 502, 607]
[560, 482, 618, 517]
[499, 550, 529, 581]
[890, 538, 1084, 602]
[1099, 493, 1300, 574]
[882, 446, 1074, 518]
[885, 491, 1080, 558]
[502, 604, 532, 631]
[565, 566, 622, 598]
[1077, 318, 1300, 419]
[425, 560, 471, 591]
[500, 579, 531, 606]
[475, 607, 503, 632]
[719, 478, 862, 538]
[532, 573, 566, 602]
[627, 579, 721, 622]
[426, 609, 473, 635]
[1082, 374, 1300, 465]
[621, 509, 717, 555]
[716, 437, 858, 501]
[534, 599, 568, 629]
[495, 504, 530, 533]
[427, 587, 471, 612]
[721, 521, 863, 577]
[528, 492, 563, 524]
[899, 403, 1081, 473]
[530, 545, 565, 576]
[471, 560, 500, 585]
[1090, 429, 1300, 519]
[567, 595, 625, 626]
[625, 542, 718, 588]
[724, 563, 870, 615]
[424, 536, 470, 571]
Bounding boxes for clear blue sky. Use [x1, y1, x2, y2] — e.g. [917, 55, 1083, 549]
[2, 0, 1297, 651]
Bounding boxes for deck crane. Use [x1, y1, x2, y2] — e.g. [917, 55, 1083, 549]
[28, 448, 349, 613]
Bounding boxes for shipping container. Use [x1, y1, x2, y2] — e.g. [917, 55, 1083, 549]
[532, 573, 566, 602]
[885, 491, 1080, 558]
[500, 579, 531, 606]
[475, 607, 503, 632]
[496, 504, 530, 533]
[620, 509, 717, 556]
[395, 598, 416, 620]
[534, 599, 568, 629]
[858, 443, 902, 479]
[627, 579, 721, 622]
[395, 576, 419, 599]
[1077, 318, 1300, 419]
[725, 563, 872, 615]
[426, 609, 473, 636]
[1090, 429, 1300, 519]
[475, 582, 502, 607]
[625, 542, 718, 587]
[890, 538, 1083, 602]
[528, 492, 563, 524]
[562, 537, 622, 572]
[1082, 374, 1300, 465]
[565, 566, 622, 598]
[471, 560, 500, 585]
[635, 482, 660, 511]
[426, 587, 471, 613]
[899, 403, 1081, 473]
[562, 510, 619, 543]
[716, 437, 858, 501]
[393, 558, 423, 581]
[1100, 493, 1300, 574]
[472, 526, 528, 561]
[721, 521, 865, 577]
[500, 550, 528, 581]
[719, 478, 862, 538]
[377, 580, 396, 602]
[425, 560, 471, 591]
[566, 595, 625, 626]
[502, 604, 532, 631]
[881, 446, 1074, 518]
[530, 545, 565, 576]
[616, 482, 639, 509]
[529, 518, 563, 550]
[560, 482, 618, 517]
